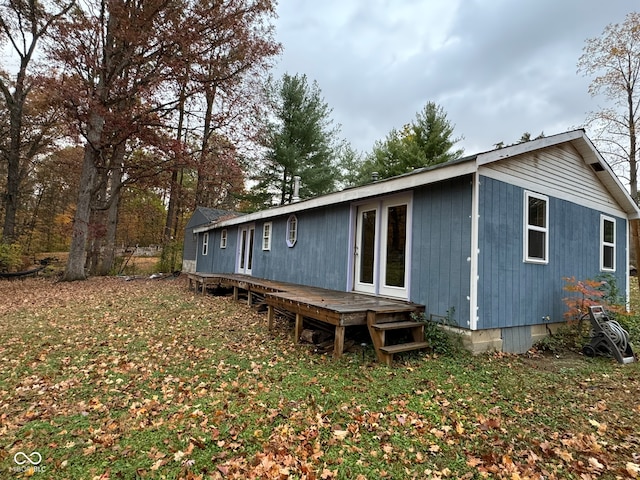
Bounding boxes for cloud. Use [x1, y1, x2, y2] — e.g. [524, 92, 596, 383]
[274, 0, 635, 154]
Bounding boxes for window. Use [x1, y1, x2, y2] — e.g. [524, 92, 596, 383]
[601, 215, 616, 271]
[286, 215, 297, 247]
[202, 232, 209, 256]
[262, 222, 272, 251]
[220, 229, 227, 249]
[524, 191, 548, 263]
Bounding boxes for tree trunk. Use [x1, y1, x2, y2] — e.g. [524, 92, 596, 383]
[99, 160, 123, 275]
[63, 146, 98, 281]
[86, 184, 107, 275]
[63, 111, 104, 281]
[195, 85, 216, 207]
[2, 92, 24, 243]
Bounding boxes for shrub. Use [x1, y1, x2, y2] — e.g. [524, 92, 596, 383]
[158, 241, 182, 273]
[0, 242, 23, 272]
[412, 308, 463, 356]
[551, 275, 638, 352]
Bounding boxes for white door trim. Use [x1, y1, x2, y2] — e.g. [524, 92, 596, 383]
[236, 224, 255, 275]
[352, 193, 412, 299]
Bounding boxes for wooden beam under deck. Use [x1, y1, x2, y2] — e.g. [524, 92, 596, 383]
[187, 273, 424, 358]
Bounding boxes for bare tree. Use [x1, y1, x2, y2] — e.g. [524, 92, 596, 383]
[578, 11, 640, 280]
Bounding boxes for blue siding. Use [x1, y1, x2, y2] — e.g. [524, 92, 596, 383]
[253, 205, 351, 290]
[195, 228, 237, 273]
[183, 210, 210, 262]
[477, 176, 627, 330]
[410, 177, 473, 327]
[199, 205, 351, 291]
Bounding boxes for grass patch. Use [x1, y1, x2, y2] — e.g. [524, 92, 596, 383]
[0, 277, 639, 479]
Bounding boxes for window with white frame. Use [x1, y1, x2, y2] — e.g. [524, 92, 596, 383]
[202, 232, 209, 256]
[524, 191, 548, 263]
[601, 215, 616, 271]
[262, 222, 272, 251]
[220, 229, 227, 248]
[286, 215, 297, 247]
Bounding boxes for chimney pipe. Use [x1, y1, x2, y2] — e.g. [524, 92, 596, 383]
[292, 175, 301, 203]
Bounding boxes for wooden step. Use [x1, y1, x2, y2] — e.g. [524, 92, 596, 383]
[379, 341, 430, 354]
[371, 321, 425, 331]
[368, 304, 419, 313]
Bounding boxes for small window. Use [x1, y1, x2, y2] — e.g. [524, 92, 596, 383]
[220, 229, 227, 249]
[262, 222, 272, 251]
[286, 215, 297, 247]
[524, 191, 548, 263]
[202, 232, 209, 256]
[601, 215, 616, 271]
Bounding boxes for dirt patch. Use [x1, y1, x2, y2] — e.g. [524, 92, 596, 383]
[520, 349, 591, 372]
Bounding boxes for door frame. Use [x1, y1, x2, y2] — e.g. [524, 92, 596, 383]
[236, 224, 255, 275]
[351, 193, 412, 299]
[353, 202, 379, 294]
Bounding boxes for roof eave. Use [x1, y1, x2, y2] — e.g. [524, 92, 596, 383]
[194, 159, 478, 232]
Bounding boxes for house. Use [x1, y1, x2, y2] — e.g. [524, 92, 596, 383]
[190, 130, 640, 353]
[182, 207, 240, 273]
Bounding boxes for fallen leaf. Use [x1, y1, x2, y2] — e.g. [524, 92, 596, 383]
[333, 430, 348, 440]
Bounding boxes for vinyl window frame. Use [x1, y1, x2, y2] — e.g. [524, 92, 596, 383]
[286, 215, 297, 247]
[262, 222, 272, 251]
[220, 229, 227, 249]
[600, 215, 616, 272]
[202, 232, 209, 256]
[523, 191, 549, 264]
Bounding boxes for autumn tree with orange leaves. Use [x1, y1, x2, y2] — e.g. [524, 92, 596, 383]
[0, 0, 75, 244]
[47, 0, 279, 279]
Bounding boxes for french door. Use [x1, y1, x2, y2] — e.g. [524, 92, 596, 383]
[237, 225, 255, 275]
[353, 195, 411, 298]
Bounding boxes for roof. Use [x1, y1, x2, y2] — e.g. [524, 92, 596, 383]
[186, 207, 242, 230]
[194, 129, 640, 233]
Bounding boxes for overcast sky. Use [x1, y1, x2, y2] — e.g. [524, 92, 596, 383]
[272, 0, 635, 156]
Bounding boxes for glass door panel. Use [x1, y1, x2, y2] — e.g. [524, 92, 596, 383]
[380, 204, 408, 297]
[353, 196, 410, 299]
[237, 225, 255, 275]
[354, 205, 378, 294]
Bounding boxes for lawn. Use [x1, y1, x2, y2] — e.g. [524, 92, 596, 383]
[0, 277, 639, 479]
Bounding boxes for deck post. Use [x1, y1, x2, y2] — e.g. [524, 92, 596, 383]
[294, 313, 304, 343]
[247, 290, 252, 306]
[233, 286, 239, 301]
[267, 305, 275, 330]
[334, 326, 345, 358]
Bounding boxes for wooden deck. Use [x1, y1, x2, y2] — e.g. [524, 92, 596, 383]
[187, 273, 426, 361]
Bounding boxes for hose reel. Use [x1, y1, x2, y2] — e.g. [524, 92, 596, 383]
[582, 306, 635, 364]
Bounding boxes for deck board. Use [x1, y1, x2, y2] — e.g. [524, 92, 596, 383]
[187, 273, 425, 356]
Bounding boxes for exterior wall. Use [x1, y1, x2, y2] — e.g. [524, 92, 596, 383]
[409, 176, 473, 327]
[183, 209, 210, 263]
[481, 142, 623, 217]
[195, 227, 238, 274]
[477, 175, 627, 334]
[197, 205, 351, 292]
[252, 205, 351, 290]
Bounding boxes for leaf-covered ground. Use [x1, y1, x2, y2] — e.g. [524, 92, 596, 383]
[0, 277, 639, 479]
